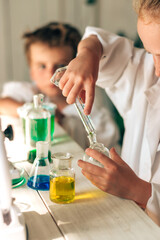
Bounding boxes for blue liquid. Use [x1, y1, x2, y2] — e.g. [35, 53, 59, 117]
[27, 175, 49, 190]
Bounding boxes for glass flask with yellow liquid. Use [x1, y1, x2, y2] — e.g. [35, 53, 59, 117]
[49, 152, 75, 204]
[50, 66, 109, 168]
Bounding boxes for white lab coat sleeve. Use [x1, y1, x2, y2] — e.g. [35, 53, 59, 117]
[90, 86, 121, 151]
[1, 81, 37, 103]
[61, 96, 121, 151]
[90, 105, 120, 151]
[146, 183, 160, 226]
[61, 104, 89, 149]
[83, 26, 147, 118]
[83, 26, 133, 87]
[61, 103, 78, 117]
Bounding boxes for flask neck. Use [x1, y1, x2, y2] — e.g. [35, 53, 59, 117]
[36, 141, 49, 159]
[33, 94, 44, 109]
[87, 132, 97, 146]
[36, 154, 48, 160]
[52, 152, 73, 170]
[59, 159, 72, 169]
[87, 133, 110, 158]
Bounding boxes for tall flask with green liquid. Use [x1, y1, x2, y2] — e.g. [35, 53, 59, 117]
[26, 94, 51, 161]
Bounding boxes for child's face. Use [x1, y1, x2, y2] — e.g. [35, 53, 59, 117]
[137, 18, 160, 77]
[29, 42, 74, 97]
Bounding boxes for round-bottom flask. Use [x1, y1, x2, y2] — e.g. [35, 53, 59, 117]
[83, 133, 110, 167]
[27, 141, 50, 190]
[50, 152, 75, 204]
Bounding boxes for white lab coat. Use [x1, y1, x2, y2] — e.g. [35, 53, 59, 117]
[83, 27, 160, 225]
[1, 81, 120, 150]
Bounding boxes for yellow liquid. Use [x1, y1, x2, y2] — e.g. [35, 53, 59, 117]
[50, 176, 75, 204]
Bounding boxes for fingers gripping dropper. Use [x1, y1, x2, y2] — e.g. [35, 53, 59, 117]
[50, 66, 109, 167]
[50, 66, 96, 138]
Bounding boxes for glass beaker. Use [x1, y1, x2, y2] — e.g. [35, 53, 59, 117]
[50, 152, 75, 204]
[27, 141, 50, 190]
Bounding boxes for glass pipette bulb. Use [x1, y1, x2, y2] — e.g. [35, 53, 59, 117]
[50, 66, 109, 167]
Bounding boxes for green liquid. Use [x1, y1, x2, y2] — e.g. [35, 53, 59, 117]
[27, 149, 52, 163]
[30, 118, 49, 146]
[22, 115, 55, 142]
[22, 118, 26, 142]
[51, 115, 55, 141]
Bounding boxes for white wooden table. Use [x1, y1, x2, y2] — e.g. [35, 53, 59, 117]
[3, 118, 160, 240]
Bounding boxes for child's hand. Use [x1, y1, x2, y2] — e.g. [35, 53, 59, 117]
[59, 36, 101, 115]
[78, 147, 151, 209]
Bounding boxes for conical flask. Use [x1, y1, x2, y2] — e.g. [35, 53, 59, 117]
[50, 66, 109, 167]
[27, 141, 50, 190]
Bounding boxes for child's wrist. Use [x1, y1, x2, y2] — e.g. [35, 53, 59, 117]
[134, 180, 151, 209]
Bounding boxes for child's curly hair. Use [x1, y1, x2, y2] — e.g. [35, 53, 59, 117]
[133, 0, 160, 22]
[23, 22, 81, 63]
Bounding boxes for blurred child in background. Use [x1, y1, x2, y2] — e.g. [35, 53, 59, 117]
[0, 22, 121, 150]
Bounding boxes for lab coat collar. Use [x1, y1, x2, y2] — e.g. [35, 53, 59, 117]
[145, 78, 160, 109]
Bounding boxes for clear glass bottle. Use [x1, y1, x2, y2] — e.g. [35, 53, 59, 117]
[50, 66, 109, 167]
[43, 102, 56, 142]
[27, 141, 50, 190]
[50, 152, 75, 204]
[17, 102, 33, 143]
[25, 94, 51, 163]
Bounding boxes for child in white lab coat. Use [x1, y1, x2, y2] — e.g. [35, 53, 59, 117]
[0, 22, 120, 150]
[57, 0, 160, 225]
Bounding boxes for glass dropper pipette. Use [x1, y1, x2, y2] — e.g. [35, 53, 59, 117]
[50, 66, 109, 167]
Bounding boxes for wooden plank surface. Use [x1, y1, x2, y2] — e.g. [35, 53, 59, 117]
[12, 171, 64, 240]
[11, 122, 82, 240]
[10, 122, 160, 240]
[39, 152, 160, 240]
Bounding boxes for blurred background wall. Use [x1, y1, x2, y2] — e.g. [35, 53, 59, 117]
[0, 0, 137, 92]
